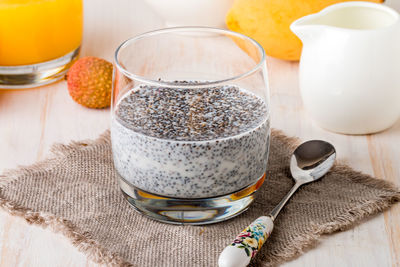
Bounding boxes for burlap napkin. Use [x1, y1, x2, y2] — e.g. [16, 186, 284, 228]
[0, 130, 399, 266]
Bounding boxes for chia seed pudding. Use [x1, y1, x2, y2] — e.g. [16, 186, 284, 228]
[111, 84, 270, 198]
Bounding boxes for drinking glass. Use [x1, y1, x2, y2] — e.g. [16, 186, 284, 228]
[0, 0, 82, 89]
[112, 27, 270, 225]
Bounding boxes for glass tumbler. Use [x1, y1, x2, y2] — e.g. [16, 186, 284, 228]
[112, 27, 270, 225]
[0, 0, 82, 89]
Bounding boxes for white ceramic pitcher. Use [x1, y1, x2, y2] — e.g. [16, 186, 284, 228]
[291, 2, 400, 134]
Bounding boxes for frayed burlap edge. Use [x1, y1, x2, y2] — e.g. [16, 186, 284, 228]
[1, 130, 399, 267]
[260, 180, 400, 267]
[0, 131, 132, 267]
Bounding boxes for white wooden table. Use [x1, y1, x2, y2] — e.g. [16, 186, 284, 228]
[1, 0, 399, 266]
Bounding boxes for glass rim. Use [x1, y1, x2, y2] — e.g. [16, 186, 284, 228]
[114, 27, 266, 88]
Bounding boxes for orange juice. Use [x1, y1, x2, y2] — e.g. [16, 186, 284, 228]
[0, 0, 82, 66]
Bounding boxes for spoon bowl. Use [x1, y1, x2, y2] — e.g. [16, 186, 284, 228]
[290, 140, 336, 183]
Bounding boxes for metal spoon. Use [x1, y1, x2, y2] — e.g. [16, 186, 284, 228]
[218, 140, 336, 267]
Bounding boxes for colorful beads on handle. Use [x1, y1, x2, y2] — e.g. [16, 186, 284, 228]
[218, 216, 274, 267]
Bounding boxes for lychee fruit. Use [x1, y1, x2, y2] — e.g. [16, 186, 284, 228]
[66, 56, 113, 108]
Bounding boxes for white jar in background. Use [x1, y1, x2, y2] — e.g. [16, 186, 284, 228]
[291, 2, 400, 134]
[144, 0, 234, 28]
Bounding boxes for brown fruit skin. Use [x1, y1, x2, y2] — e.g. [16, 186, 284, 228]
[66, 56, 113, 108]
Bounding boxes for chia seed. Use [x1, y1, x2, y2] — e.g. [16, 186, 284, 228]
[111, 84, 270, 198]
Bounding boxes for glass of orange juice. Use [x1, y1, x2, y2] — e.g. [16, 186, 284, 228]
[0, 0, 83, 88]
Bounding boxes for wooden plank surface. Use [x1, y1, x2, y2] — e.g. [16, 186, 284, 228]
[1, 0, 399, 266]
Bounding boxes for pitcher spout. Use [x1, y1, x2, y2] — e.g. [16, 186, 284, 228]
[290, 14, 324, 43]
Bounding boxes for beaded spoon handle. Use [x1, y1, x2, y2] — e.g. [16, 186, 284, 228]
[218, 140, 336, 267]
